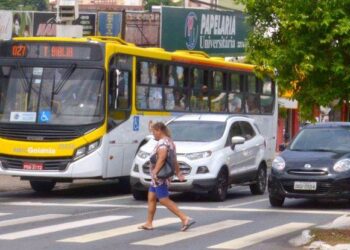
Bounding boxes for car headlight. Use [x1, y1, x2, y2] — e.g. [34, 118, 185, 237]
[185, 151, 212, 160]
[74, 139, 101, 160]
[137, 150, 150, 159]
[272, 156, 286, 171]
[333, 159, 350, 172]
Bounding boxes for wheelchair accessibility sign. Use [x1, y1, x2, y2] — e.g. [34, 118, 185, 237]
[133, 116, 139, 131]
[39, 110, 52, 123]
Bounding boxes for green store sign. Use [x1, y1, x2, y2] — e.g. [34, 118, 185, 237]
[161, 7, 250, 56]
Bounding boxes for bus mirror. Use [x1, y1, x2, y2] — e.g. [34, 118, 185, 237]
[1, 66, 10, 76]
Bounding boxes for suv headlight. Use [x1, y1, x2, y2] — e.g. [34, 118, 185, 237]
[137, 150, 150, 159]
[74, 139, 101, 160]
[185, 151, 212, 160]
[333, 159, 350, 172]
[272, 156, 286, 171]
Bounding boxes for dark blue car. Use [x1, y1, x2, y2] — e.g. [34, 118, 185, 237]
[268, 122, 350, 207]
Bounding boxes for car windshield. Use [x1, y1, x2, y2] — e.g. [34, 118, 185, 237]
[168, 121, 226, 142]
[0, 65, 104, 125]
[290, 127, 350, 152]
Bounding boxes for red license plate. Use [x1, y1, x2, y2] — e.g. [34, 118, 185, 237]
[23, 162, 43, 170]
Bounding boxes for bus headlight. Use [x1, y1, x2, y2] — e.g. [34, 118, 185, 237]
[74, 139, 101, 160]
[185, 151, 212, 160]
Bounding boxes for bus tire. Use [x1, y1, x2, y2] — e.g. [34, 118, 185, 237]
[118, 177, 131, 193]
[132, 189, 148, 201]
[30, 180, 56, 193]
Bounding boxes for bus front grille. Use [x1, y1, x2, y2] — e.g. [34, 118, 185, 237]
[0, 155, 71, 171]
[0, 127, 80, 141]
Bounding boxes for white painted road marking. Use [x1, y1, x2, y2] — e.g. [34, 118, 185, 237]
[3, 201, 347, 215]
[219, 198, 268, 208]
[0, 213, 11, 217]
[0, 214, 69, 228]
[208, 222, 314, 249]
[0, 216, 130, 240]
[132, 220, 251, 246]
[59, 217, 179, 243]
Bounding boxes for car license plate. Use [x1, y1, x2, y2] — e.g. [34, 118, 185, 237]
[23, 162, 43, 170]
[294, 181, 317, 191]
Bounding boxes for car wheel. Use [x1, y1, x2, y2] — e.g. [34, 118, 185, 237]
[30, 180, 56, 193]
[209, 168, 228, 202]
[269, 195, 285, 207]
[249, 166, 267, 195]
[132, 189, 148, 201]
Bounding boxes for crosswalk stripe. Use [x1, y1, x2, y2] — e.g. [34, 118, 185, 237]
[0, 214, 69, 228]
[0, 213, 11, 217]
[132, 220, 251, 246]
[208, 222, 314, 249]
[0, 216, 130, 240]
[58, 217, 179, 243]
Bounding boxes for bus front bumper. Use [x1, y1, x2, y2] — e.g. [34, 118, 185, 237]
[0, 150, 104, 179]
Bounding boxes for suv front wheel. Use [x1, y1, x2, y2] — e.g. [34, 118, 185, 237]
[249, 165, 267, 195]
[209, 168, 228, 202]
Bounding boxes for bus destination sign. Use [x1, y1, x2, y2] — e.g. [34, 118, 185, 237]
[0, 42, 102, 60]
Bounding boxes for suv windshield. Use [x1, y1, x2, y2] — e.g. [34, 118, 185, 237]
[290, 127, 350, 152]
[168, 121, 226, 142]
[0, 65, 104, 125]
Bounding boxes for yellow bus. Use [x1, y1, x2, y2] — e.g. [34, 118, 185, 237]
[0, 36, 277, 192]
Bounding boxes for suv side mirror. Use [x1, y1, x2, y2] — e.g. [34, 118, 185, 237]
[231, 136, 245, 150]
[279, 144, 286, 151]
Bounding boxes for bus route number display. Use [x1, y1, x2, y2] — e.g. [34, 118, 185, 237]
[1, 42, 101, 61]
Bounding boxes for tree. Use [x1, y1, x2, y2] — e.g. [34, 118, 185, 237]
[0, 0, 48, 11]
[238, 0, 350, 120]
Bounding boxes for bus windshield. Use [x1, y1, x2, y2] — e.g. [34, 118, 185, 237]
[0, 65, 104, 125]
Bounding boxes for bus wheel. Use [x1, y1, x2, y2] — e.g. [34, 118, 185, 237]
[118, 177, 131, 193]
[30, 180, 56, 193]
[208, 168, 228, 202]
[132, 189, 148, 201]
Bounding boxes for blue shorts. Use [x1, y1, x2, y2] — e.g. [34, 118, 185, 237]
[149, 183, 169, 199]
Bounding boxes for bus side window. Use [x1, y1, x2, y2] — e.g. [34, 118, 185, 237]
[108, 55, 132, 129]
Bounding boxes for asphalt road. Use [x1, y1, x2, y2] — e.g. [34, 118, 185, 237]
[0, 178, 349, 250]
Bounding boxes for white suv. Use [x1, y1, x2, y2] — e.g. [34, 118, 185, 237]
[130, 114, 267, 201]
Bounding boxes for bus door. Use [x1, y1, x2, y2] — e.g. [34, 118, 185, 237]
[106, 55, 134, 178]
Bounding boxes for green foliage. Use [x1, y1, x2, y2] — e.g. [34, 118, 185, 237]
[237, 0, 350, 120]
[0, 0, 48, 11]
[144, 0, 182, 11]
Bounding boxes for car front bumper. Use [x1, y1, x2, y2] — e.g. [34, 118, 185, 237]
[268, 173, 350, 199]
